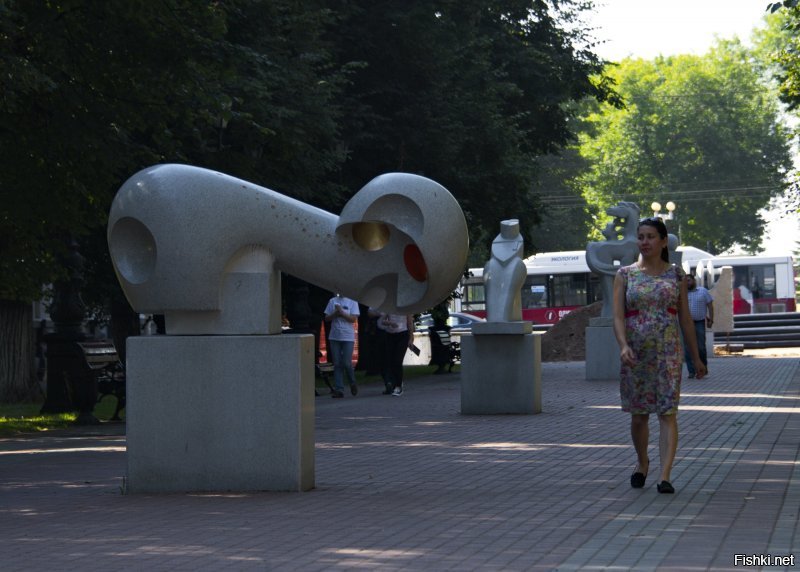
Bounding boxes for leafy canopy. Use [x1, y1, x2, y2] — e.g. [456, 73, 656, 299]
[328, 0, 618, 262]
[0, 0, 345, 302]
[0, 0, 617, 301]
[575, 43, 792, 253]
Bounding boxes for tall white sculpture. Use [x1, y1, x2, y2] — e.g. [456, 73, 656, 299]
[694, 260, 734, 347]
[462, 219, 541, 415]
[108, 164, 469, 493]
[483, 219, 526, 323]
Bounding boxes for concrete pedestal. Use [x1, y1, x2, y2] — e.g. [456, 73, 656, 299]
[585, 318, 620, 380]
[460, 330, 542, 414]
[126, 334, 315, 493]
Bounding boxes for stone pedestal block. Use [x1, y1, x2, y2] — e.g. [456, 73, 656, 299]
[460, 332, 542, 414]
[472, 321, 532, 335]
[126, 334, 315, 493]
[585, 320, 620, 380]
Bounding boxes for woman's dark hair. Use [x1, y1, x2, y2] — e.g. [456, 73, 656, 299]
[638, 217, 670, 263]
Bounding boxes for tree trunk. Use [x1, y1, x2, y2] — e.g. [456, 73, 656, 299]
[0, 300, 38, 403]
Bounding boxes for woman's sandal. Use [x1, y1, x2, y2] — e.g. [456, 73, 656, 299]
[657, 481, 675, 494]
[630, 460, 649, 488]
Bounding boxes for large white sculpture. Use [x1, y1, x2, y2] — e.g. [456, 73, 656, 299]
[108, 164, 469, 493]
[108, 164, 468, 334]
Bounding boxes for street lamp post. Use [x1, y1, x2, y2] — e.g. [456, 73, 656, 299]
[651, 200, 676, 220]
[651, 200, 680, 243]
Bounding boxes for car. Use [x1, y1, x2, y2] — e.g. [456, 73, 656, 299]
[415, 312, 486, 333]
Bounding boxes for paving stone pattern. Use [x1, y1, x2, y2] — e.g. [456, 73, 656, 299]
[0, 355, 798, 571]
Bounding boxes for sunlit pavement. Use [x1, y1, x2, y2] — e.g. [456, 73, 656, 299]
[1, 353, 798, 571]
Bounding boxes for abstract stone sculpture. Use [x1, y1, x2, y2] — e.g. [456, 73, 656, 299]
[483, 219, 526, 323]
[694, 260, 734, 333]
[585, 201, 641, 318]
[108, 164, 468, 493]
[108, 164, 469, 334]
[461, 218, 540, 415]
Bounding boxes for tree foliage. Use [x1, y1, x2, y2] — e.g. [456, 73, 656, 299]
[0, 0, 617, 400]
[327, 0, 617, 258]
[575, 43, 793, 253]
[0, 0, 617, 302]
[757, 5, 800, 214]
[0, 0, 345, 304]
[528, 143, 598, 252]
[0, 0, 347, 400]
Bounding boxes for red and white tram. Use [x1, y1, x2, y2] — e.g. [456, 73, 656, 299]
[458, 248, 797, 325]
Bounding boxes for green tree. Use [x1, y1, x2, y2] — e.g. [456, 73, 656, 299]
[757, 4, 800, 214]
[0, 0, 617, 401]
[0, 0, 345, 401]
[0, 0, 227, 400]
[576, 43, 793, 254]
[529, 145, 599, 252]
[329, 0, 617, 255]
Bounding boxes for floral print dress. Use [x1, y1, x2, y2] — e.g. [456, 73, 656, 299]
[618, 264, 685, 415]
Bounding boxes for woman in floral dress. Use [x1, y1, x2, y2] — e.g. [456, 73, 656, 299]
[612, 217, 706, 494]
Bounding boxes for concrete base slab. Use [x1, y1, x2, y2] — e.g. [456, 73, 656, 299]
[126, 334, 315, 493]
[472, 321, 532, 335]
[460, 333, 542, 414]
[585, 325, 620, 380]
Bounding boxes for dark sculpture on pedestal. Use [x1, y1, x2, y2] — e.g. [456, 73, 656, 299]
[585, 202, 641, 318]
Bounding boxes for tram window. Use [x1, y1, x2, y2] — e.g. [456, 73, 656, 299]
[552, 274, 589, 307]
[588, 274, 602, 304]
[733, 267, 749, 292]
[748, 266, 776, 299]
[522, 276, 547, 308]
[462, 284, 485, 312]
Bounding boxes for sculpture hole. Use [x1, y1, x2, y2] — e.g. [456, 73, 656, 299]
[352, 222, 390, 251]
[404, 244, 428, 282]
[108, 217, 157, 284]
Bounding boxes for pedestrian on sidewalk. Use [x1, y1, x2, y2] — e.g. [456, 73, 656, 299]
[369, 309, 413, 396]
[684, 274, 714, 378]
[324, 294, 360, 398]
[612, 217, 706, 495]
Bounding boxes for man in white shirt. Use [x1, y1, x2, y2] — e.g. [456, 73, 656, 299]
[324, 294, 360, 398]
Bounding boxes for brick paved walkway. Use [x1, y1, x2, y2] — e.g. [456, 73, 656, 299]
[1, 354, 798, 571]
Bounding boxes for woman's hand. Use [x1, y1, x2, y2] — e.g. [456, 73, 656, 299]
[620, 345, 636, 367]
[694, 362, 708, 379]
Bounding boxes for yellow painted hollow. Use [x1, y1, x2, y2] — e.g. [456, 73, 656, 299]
[352, 222, 390, 251]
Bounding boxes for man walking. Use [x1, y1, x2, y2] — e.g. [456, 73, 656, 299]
[324, 293, 360, 398]
[685, 274, 714, 378]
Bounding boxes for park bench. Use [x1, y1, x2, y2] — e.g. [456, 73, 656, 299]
[77, 341, 126, 420]
[428, 326, 460, 374]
